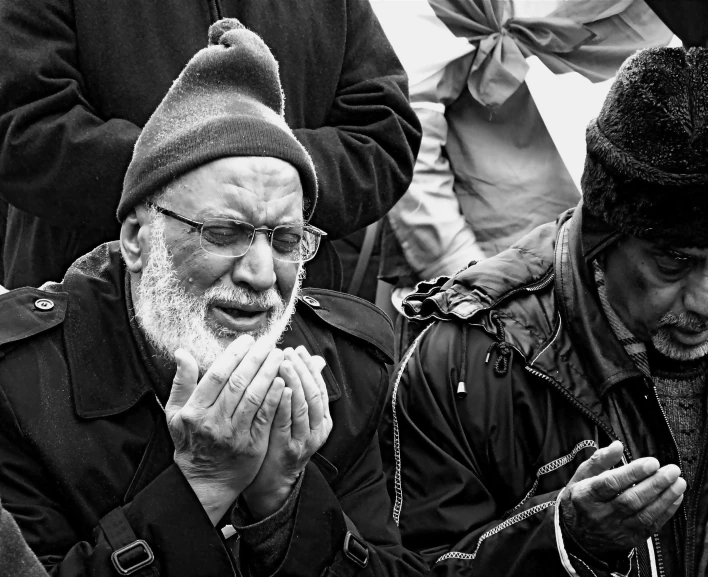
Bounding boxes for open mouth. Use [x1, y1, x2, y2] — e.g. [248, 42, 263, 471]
[211, 305, 268, 332]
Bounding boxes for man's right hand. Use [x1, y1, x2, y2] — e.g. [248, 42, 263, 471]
[165, 335, 285, 525]
[560, 440, 686, 560]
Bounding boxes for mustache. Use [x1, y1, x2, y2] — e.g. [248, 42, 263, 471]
[658, 312, 708, 332]
[203, 284, 284, 309]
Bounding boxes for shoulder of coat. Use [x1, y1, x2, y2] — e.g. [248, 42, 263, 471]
[0, 286, 68, 349]
[297, 288, 394, 364]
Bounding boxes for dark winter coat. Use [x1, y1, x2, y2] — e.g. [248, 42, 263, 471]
[0, 0, 421, 290]
[381, 204, 705, 577]
[0, 243, 427, 577]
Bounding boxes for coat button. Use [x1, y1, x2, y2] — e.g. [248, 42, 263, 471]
[301, 295, 320, 308]
[34, 298, 54, 311]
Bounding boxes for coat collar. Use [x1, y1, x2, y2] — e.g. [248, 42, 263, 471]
[62, 242, 342, 419]
[403, 202, 643, 405]
[62, 243, 156, 419]
[553, 203, 644, 396]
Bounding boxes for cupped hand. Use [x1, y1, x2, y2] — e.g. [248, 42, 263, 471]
[560, 441, 686, 559]
[242, 346, 333, 519]
[165, 335, 285, 524]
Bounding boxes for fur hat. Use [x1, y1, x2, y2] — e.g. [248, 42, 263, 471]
[582, 47, 708, 247]
[118, 19, 317, 222]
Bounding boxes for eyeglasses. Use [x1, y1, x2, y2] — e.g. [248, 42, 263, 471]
[147, 202, 326, 263]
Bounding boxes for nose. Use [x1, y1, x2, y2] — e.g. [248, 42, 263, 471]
[229, 232, 276, 292]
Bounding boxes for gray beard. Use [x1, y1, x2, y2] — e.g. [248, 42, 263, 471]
[652, 312, 708, 362]
[652, 330, 708, 361]
[134, 215, 301, 373]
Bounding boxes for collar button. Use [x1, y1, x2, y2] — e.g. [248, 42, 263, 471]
[34, 298, 54, 312]
[302, 295, 320, 308]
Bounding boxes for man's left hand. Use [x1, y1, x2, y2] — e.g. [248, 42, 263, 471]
[242, 346, 332, 519]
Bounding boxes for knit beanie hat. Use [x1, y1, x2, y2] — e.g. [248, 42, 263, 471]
[582, 47, 708, 247]
[118, 18, 317, 222]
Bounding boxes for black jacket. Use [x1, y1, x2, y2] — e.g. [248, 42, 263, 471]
[381, 205, 706, 577]
[0, 243, 427, 577]
[0, 0, 421, 289]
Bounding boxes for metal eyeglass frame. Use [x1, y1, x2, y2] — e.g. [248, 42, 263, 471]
[146, 202, 326, 262]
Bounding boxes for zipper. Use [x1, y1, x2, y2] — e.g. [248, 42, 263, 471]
[654, 535, 666, 577]
[648, 380, 688, 534]
[209, 0, 223, 22]
[490, 272, 555, 309]
[524, 365, 626, 455]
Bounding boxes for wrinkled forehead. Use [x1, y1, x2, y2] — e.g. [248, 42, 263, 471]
[162, 156, 304, 223]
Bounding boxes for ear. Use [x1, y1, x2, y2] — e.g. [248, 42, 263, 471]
[120, 207, 150, 273]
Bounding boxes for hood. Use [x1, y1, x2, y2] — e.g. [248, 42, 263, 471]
[403, 212, 568, 324]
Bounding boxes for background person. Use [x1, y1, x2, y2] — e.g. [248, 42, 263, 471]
[370, 0, 671, 355]
[0, 499, 47, 577]
[0, 0, 420, 291]
[382, 46, 708, 576]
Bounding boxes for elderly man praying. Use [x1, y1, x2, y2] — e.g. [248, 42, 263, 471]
[0, 20, 426, 577]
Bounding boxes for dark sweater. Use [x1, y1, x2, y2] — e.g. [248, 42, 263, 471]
[650, 353, 707, 491]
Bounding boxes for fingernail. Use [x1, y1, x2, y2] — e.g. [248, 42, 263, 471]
[644, 460, 658, 474]
[673, 495, 684, 505]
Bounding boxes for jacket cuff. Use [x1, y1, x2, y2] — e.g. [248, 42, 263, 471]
[276, 461, 349, 577]
[554, 489, 633, 577]
[229, 473, 303, 577]
[121, 463, 234, 575]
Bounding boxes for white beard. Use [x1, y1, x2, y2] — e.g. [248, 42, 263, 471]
[134, 215, 301, 373]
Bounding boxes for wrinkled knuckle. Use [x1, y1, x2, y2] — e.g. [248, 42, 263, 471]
[618, 492, 643, 514]
[574, 486, 597, 509]
[180, 408, 200, 428]
[199, 421, 220, 440]
[207, 370, 227, 385]
[602, 475, 622, 495]
[294, 403, 309, 420]
[635, 509, 655, 530]
[244, 391, 262, 409]
[228, 374, 248, 393]
[166, 412, 182, 429]
[254, 408, 270, 426]
[266, 393, 281, 408]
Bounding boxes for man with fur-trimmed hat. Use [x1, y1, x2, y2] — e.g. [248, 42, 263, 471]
[0, 20, 427, 577]
[382, 46, 708, 577]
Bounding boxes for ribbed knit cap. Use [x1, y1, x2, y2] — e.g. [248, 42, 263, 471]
[582, 47, 708, 247]
[118, 18, 318, 222]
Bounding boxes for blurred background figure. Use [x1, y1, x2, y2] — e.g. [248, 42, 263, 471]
[370, 0, 674, 356]
[0, 0, 420, 293]
[0, 500, 46, 577]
